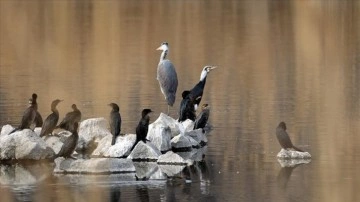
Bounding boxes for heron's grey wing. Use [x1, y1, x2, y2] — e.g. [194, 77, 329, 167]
[157, 60, 178, 105]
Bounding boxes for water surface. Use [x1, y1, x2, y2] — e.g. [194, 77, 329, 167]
[0, 1, 359, 201]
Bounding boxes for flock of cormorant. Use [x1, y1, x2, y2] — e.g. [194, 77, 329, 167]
[6, 42, 306, 159]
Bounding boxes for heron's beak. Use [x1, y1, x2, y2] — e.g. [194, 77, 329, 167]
[156, 46, 162, 51]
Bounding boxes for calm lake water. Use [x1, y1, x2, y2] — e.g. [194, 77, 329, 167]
[1, 0, 360, 201]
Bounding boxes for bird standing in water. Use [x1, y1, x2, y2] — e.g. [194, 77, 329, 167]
[108, 103, 121, 145]
[58, 104, 81, 132]
[31, 93, 43, 127]
[178, 90, 196, 122]
[276, 122, 304, 152]
[57, 122, 79, 158]
[189, 66, 217, 111]
[130, 109, 153, 151]
[9, 97, 37, 135]
[40, 99, 63, 137]
[156, 42, 178, 114]
[193, 104, 210, 130]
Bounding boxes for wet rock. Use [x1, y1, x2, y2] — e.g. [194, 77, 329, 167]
[92, 134, 136, 158]
[147, 123, 172, 152]
[157, 151, 187, 165]
[54, 157, 136, 173]
[127, 141, 162, 161]
[76, 118, 112, 153]
[133, 162, 159, 180]
[277, 158, 311, 167]
[277, 148, 311, 159]
[0, 126, 55, 160]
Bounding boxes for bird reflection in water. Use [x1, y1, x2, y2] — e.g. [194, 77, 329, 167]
[109, 186, 121, 202]
[136, 185, 150, 202]
[276, 159, 310, 190]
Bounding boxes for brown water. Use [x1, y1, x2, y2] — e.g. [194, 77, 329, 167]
[1, 0, 360, 201]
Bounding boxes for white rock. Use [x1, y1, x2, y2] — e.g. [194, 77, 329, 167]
[127, 141, 162, 160]
[153, 113, 181, 138]
[184, 129, 207, 146]
[92, 134, 136, 158]
[181, 119, 195, 133]
[147, 123, 172, 152]
[133, 162, 159, 180]
[54, 157, 136, 173]
[157, 151, 187, 165]
[171, 134, 198, 150]
[277, 148, 312, 159]
[34, 127, 42, 136]
[277, 158, 311, 167]
[0, 127, 55, 160]
[158, 164, 186, 177]
[77, 118, 112, 152]
[0, 124, 14, 136]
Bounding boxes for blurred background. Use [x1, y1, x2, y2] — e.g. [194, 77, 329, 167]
[0, 0, 359, 201]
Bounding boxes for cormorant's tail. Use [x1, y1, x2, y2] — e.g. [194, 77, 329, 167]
[111, 135, 116, 145]
[130, 140, 138, 152]
[8, 128, 19, 135]
[293, 146, 304, 152]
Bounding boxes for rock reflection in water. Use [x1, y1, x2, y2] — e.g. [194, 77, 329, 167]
[109, 186, 121, 202]
[276, 158, 311, 190]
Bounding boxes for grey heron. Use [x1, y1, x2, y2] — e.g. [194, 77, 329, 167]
[276, 122, 304, 152]
[156, 42, 178, 114]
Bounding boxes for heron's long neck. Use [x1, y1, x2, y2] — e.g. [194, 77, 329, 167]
[200, 70, 208, 82]
[160, 50, 168, 61]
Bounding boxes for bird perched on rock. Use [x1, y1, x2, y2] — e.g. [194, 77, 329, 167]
[58, 104, 81, 132]
[9, 96, 37, 135]
[40, 99, 63, 137]
[193, 104, 210, 130]
[156, 42, 178, 114]
[31, 93, 43, 127]
[130, 109, 153, 151]
[57, 122, 79, 158]
[108, 103, 121, 145]
[276, 122, 304, 152]
[178, 90, 196, 122]
[189, 66, 217, 111]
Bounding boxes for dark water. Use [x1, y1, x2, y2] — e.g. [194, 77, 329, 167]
[1, 0, 360, 201]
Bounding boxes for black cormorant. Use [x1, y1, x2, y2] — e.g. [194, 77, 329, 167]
[58, 104, 81, 131]
[57, 122, 79, 158]
[276, 122, 304, 152]
[156, 42, 178, 114]
[193, 104, 210, 130]
[130, 109, 153, 151]
[189, 66, 216, 111]
[31, 93, 43, 127]
[40, 99, 63, 137]
[8, 97, 37, 135]
[108, 103, 121, 145]
[178, 90, 196, 122]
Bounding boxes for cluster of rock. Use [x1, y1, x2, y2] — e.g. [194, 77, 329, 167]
[0, 113, 208, 173]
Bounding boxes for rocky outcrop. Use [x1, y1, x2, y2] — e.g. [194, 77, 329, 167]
[54, 157, 136, 173]
[127, 141, 162, 161]
[277, 148, 311, 159]
[0, 125, 55, 160]
[92, 134, 136, 157]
